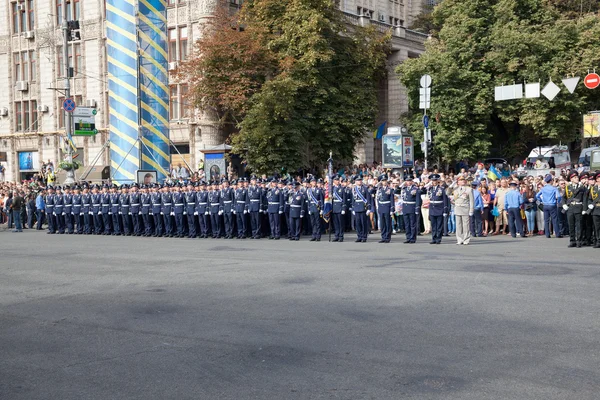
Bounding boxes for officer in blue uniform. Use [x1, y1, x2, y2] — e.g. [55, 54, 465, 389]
[140, 184, 153, 237]
[220, 179, 235, 239]
[266, 178, 284, 240]
[586, 171, 600, 248]
[247, 176, 263, 239]
[130, 183, 142, 236]
[161, 184, 174, 237]
[63, 186, 74, 234]
[109, 184, 121, 236]
[101, 184, 112, 235]
[505, 181, 525, 238]
[54, 186, 65, 234]
[401, 176, 421, 244]
[81, 184, 93, 234]
[151, 184, 163, 237]
[72, 185, 83, 234]
[184, 182, 197, 238]
[306, 178, 324, 241]
[352, 176, 373, 242]
[376, 175, 393, 243]
[45, 186, 56, 234]
[289, 181, 305, 240]
[234, 179, 248, 238]
[536, 174, 561, 238]
[172, 183, 185, 238]
[427, 174, 448, 244]
[195, 181, 210, 238]
[343, 178, 353, 232]
[209, 182, 222, 238]
[119, 185, 132, 236]
[91, 184, 103, 234]
[331, 176, 346, 242]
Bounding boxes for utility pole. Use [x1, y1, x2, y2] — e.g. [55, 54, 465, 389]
[62, 3, 75, 185]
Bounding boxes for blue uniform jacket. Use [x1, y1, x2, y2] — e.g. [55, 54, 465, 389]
[141, 193, 152, 215]
[289, 190, 306, 218]
[209, 190, 221, 214]
[185, 191, 196, 215]
[376, 187, 394, 214]
[428, 185, 449, 217]
[81, 193, 91, 213]
[247, 186, 263, 212]
[351, 185, 373, 213]
[195, 191, 209, 214]
[160, 192, 173, 215]
[332, 185, 346, 214]
[234, 188, 248, 213]
[402, 185, 421, 214]
[119, 193, 131, 214]
[266, 188, 284, 213]
[172, 192, 185, 214]
[130, 192, 141, 214]
[220, 188, 234, 214]
[109, 193, 120, 214]
[306, 187, 324, 214]
[91, 193, 102, 214]
[100, 193, 111, 214]
[72, 194, 82, 215]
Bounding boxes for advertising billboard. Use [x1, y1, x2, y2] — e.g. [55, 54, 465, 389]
[382, 134, 403, 168]
[583, 113, 600, 138]
[18, 151, 39, 171]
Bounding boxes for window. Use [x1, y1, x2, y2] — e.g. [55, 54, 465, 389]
[74, 43, 82, 75]
[14, 101, 38, 132]
[357, 7, 374, 18]
[168, 28, 177, 62]
[12, 3, 19, 34]
[179, 27, 188, 61]
[15, 103, 23, 132]
[57, 0, 79, 25]
[14, 53, 22, 81]
[14, 51, 36, 82]
[170, 86, 179, 120]
[167, 0, 185, 6]
[74, 0, 80, 19]
[180, 84, 189, 118]
[57, 44, 80, 77]
[57, 95, 82, 128]
[57, 0, 63, 25]
[28, 0, 35, 30]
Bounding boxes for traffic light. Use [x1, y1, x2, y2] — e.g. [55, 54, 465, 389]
[66, 20, 81, 42]
[426, 140, 434, 154]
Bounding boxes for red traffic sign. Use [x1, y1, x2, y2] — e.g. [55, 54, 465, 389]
[583, 73, 600, 89]
[63, 98, 76, 112]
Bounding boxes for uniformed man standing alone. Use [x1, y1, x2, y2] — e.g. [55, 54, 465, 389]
[454, 176, 474, 245]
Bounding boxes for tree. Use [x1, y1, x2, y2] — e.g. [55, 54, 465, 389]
[178, 0, 390, 174]
[397, 0, 600, 164]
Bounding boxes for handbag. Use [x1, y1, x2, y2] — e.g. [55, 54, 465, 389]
[492, 205, 499, 217]
[520, 209, 526, 219]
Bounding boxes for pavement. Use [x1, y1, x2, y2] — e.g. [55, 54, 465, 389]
[1, 229, 599, 400]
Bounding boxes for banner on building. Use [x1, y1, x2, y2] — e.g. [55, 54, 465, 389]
[18, 151, 39, 171]
[583, 113, 600, 138]
[382, 134, 403, 168]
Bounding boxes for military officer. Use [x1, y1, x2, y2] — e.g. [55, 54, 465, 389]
[376, 175, 393, 243]
[141, 184, 153, 237]
[220, 179, 235, 239]
[209, 182, 222, 238]
[72, 185, 83, 234]
[586, 171, 600, 248]
[427, 174, 448, 244]
[130, 183, 142, 236]
[120, 184, 132, 236]
[306, 178, 324, 241]
[151, 184, 164, 237]
[401, 176, 421, 244]
[161, 183, 174, 237]
[247, 176, 263, 239]
[63, 186, 74, 234]
[91, 184, 103, 234]
[184, 182, 197, 238]
[234, 179, 248, 239]
[351, 176, 373, 242]
[266, 178, 284, 240]
[289, 181, 305, 240]
[109, 184, 121, 235]
[172, 183, 186, 238]
[343, 178, 353, 232]
[54, 186, 65, 234]
[580, 172, 593, 246]
[331, 176, 346, 242]
[81, 184, 93, 234]
[195, 181, 210, 238]
[101, 184, 112, 235]
[45, 185, 56, 234]
[560, 172, 586, 248]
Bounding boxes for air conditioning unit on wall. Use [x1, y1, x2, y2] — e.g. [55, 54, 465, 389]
[23, 31, 35, 39]
[0, 108, 8, 117]
[16, 81, 28, 91]
[168, 62, 178, 71]
[86, 99, 96, 108]
[37, 105, 48, 113]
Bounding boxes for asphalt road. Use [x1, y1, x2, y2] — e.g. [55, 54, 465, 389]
[1, 229, 599, 400]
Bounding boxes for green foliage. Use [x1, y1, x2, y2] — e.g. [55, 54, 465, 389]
[397, 0, 600, 163]
[181, 0, 390, 174]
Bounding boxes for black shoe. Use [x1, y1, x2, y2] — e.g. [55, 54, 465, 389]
[355, 239, 362, 243]
[568, 242, 577, 248]
[430, 241, 436, 244]
[316, 238, 320, 242]
[269, 236, 274, 240]
[332, 238, 339, 242]
[275, 237, 280, 240]
[339, 238, 343, 242]
[378, 240, 386, 243]
[362, 239, 367, 242]
[577, 242, 582, 248]
[403, 240, 411, 244]
[295, 238, 299, 241]
[310, 238, 316, 242]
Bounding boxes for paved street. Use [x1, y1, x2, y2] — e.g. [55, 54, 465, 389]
[1, 230, 599, 399]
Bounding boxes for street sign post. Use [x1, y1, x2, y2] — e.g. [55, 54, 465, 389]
[584, 73, 600, 89]
[73, 107, 98, 136]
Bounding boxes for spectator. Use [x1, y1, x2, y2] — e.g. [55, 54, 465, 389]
[36, 190, 45, 230]
[522, 183, 537, 236]
[10, 191, 24, 232]
[480, 185, 491, 236]
[493, 178, 509, 235]
[0, 163, 5, 182]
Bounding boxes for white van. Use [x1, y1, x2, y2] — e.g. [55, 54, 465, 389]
[525, 145, 571, 176]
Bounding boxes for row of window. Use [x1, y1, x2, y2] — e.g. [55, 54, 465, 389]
[14, 100, 38, 132]
[14, 51, 37, 82]
[168, 27, 188, 63]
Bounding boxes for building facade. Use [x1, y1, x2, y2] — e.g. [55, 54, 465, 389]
[0, 0, 426, 182]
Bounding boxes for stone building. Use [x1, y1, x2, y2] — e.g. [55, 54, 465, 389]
[0, 0, 426, 182]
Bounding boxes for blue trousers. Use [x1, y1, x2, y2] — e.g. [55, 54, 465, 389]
[543, 205, 559, 237]
[379, 211, 392, 241]
[332, 212, 344, 239]
[269, 212, 281, 238]
[36, 210, 45, 230]
[355, 211, 368, 240]
[430, 215, 444, 243]
[507, 208, 524, 237]
[403, 213, 417, 242]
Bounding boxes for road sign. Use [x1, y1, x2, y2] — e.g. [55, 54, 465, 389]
[419, 87, 431, 109]
[63, 98, 76, 113]
[562, 77, 580, 93]
[541, 80, 560, 101]
[420, 74, 432, 88]
[73, 107, 97, 136]
[584, 73, 600, 89]
[423, 115, 430, 128]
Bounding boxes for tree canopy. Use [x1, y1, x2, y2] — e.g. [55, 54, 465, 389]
[397, 0, 600, 164]
[178, 0, 390, 174]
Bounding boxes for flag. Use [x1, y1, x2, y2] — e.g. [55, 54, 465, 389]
[322, 187, 332, 223]
[488, 164, 501, 181]
[65, 131, 77, 153]
[373, 121, 387, 139]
